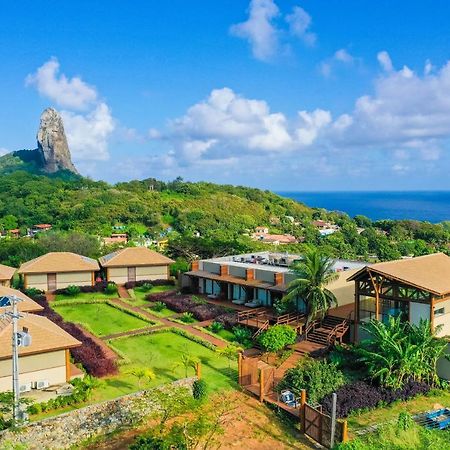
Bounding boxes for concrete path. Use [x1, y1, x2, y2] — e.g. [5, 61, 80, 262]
[117, 285, 131, 299]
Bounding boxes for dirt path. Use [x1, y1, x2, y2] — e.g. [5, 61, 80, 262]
[117, 285, 131, 298]
[108, 298, 227, 347]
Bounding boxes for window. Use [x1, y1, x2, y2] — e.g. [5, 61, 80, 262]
[435, 307, 445, 317]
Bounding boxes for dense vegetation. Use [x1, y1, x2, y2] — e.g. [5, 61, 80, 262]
[0, 171, 447, 267]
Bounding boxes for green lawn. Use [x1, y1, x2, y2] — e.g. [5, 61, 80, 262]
[123, 285, 175, 307]
[215, 329, 236, 342]
[54, 291, 119, 302]
[53, 302, 151, 337]
[93, 332, 235, 401]
[148, 306, 177, 317]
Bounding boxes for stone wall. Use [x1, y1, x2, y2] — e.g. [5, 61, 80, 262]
[0, 378, 195, 450]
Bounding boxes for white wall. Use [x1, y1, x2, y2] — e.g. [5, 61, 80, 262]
[25, 272, 93, 290]
[434, 299, 450, 337]
[136, 265, 168, 281]
[437, 343, 450, 381]
[0, 350, 67, 392]
[107, 267, 128, 284]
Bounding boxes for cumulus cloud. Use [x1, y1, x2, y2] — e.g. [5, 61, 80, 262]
[377, 51, 393, 72]
[230, 1, 316, 61]
[320, 49, 355, 77]
[61, 103, 114, 161]
[285, 6, 316, 46]
[26, 58, 115, 162]
[230, 0, 280, 61]
[25, 58, 97, 110]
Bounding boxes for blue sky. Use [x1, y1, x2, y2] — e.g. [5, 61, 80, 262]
[1, 0, 450, 191]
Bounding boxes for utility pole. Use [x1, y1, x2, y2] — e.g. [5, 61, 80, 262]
[0, 294, 32, 424]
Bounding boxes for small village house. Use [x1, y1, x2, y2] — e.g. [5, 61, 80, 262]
[0, 263, 15, 286]
[0, 287, 82, 392]
[99, 247, 174, 284]
[29, 223, 52, 237]
[18, 252, 100, 291]
[102, 233, 128, 246]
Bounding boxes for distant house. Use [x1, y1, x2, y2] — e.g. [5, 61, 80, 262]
[252, 227, 298, 245]
[102, 233, 128, 246]
[255, 226, 269, 234]
[312, 220, 329, 229]
[0, 297, 81, 392]
[29, 224, 52, 236]
[99, 247, 175, 284]
[8, 229, 20, 238]
[0, 264, 15, 287]
[18, 252, 100, 291]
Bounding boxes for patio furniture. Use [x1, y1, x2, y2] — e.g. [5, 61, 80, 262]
[232, 299, 246, 305]
[244, 299, 261, 308]
[425, 408, 450, 430]
[207, 294, 219, 299]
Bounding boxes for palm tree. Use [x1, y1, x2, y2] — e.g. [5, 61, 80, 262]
[282, 248, 338, 323]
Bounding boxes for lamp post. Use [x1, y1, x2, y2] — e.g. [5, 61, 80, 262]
[0, 295, 32, 423]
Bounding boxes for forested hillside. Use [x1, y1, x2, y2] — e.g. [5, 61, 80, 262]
[0, 171, 448, 267]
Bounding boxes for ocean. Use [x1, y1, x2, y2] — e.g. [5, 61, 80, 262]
[277, 191, 450, 223]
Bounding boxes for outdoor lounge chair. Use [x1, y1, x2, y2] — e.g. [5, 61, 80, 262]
[244, 299, 261, 308]
[232, 299, 246, 305]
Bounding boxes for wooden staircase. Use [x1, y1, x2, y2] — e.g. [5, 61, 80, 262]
[305, 315, 350, 347]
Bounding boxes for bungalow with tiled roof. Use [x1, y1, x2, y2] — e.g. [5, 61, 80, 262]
[99, 247, 174, 284]
[0, 263, 15, 287]
[0, 286, 43, 313]
[18, 252, 100, 291]
[0, 313, 81, 392]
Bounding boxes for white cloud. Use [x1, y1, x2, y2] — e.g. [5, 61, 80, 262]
[285, 6, 316, 46]
[320, 49, 355, 77]
[377, 51, 393, 72]
[230, 0, 280, 61]
[27, 58, 116, 162]
[25, 58, 97, 110]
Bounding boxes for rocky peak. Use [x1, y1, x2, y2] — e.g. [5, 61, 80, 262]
[37, 108, 78, 174]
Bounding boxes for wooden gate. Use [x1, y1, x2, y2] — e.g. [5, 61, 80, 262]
[301, 395, 347, 448]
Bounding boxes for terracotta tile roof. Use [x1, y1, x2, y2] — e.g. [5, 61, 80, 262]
[0, 263, 15, 281]
[347, 253, 450, 296]
[0, 286, 43, 313]
[18, 252, 99, 274]
[99, 247, 174, 267]
[0, 314, 81, 360]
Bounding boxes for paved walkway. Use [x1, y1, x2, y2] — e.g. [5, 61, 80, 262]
[117, 285, 131, 299]
[107, 298, 227, 348]
[45, 292, 56, 303]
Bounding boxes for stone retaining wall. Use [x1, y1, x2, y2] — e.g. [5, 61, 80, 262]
[0, 378, 195, 450]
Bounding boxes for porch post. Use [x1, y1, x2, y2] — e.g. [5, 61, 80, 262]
[259, 368, 264, 402]
[354, 281, 359, 343]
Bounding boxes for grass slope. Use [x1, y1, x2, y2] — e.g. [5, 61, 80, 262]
[53, 302, 150, 336]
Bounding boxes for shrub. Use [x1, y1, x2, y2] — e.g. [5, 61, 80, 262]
[278, 357, 345, 405]
[322, 379, 430, 418]
[125, 279, 175, 289]
[140, 282, 154, 292]
[192, 379, 208, 401]
[232, 326, 252, 345]
[214, 312, 238, 330]
[66, 285, 81, 296]
[151, 301, 166, 312]
[105, 282, 118, 295]
[180, 312, 195, 323]
[258, 325, 297, 354]
[192, 295, 207, 305]
[209, 321, 224, 333]
[24, 287, 43, 298]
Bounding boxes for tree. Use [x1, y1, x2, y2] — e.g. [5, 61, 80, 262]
[172, 345, 199, 378]
[258, 325, 297, 354]
[282, 248, 338, 323]
[129, 368, 156, 389]
[217, 344, 241, 372]
[357, 316, 449, 388]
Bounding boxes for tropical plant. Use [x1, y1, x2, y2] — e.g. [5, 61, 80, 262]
[180, 312, 196, 323]
[128, 368, 156, 389]
[356, 316, 449, 389]
[104, 282, 118, 295]
[217, 344, 241, 371]
[258, 325, 297, 354]
[278, 357, 345, 405]
[282, 248, 338, 323]
[66, 285, 81, 296]
[172, 345, 199, 377]
[231, 325, 252, 346]
[140, 282, 154, 292]
[151, 301, 166, 312]
[209, 321, 224, 333]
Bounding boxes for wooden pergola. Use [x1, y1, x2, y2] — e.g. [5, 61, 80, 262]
[348, 253, 450, 342]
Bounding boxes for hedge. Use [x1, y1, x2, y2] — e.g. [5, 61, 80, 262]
[54, 281, 115, 295]
[322, 380, 431, 418]
[124, 279, 175, 289]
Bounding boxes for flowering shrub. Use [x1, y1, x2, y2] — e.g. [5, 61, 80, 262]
[34, 296, 117, 377]
[322, 379, 430, 418]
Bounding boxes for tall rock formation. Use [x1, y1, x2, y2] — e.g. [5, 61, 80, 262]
[36, 108, 78, 174]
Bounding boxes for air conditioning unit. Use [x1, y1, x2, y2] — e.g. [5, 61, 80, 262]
[19, 383, 32, 393]
[36, 380, 50, 390]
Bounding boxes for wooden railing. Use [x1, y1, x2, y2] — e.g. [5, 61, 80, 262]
[252, 320, 269, 339]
